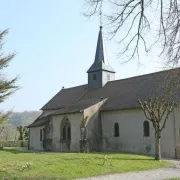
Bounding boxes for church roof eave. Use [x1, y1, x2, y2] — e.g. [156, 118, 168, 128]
[87, 63, 116, 73]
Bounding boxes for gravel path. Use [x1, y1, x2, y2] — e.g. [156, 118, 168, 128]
[77, 159, 180, 180]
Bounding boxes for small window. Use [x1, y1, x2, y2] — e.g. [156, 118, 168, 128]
[143, 121, 150, 137]
[93, 74, 96, 80]
[40, 129, 43, 141]
[114, 123, 119, 137]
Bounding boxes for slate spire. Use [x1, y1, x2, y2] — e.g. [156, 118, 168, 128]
[87, 26, 115, 88]
[87, 26, 115, 73]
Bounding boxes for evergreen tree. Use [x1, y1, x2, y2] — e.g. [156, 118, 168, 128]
[0, 29, 18, 123]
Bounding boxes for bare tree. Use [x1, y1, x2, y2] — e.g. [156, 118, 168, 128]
[84, 0, 180, 64]
[85, 0, 180, 160]
[137, 68, 180, 160]
[0, 29, 18, 123]
[138, 97, 177, 160]
[0, 124, 19, 141]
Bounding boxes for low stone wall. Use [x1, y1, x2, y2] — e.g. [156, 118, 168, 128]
[0, 140, 28, 147]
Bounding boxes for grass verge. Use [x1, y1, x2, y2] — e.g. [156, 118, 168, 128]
[0, 147, 171, 180]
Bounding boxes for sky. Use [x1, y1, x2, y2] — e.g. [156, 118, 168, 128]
[0, 1, 164, 112]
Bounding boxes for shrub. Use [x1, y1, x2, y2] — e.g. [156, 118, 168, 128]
[0, 140, 28, 147]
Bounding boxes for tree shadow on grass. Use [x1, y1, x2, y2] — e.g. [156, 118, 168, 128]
[63, 152, 155, 161]
[0, 147, 54, 155]
[0, 148, 156, 161]
[0, 147, 33, 154]
[62, 157, 155, 161]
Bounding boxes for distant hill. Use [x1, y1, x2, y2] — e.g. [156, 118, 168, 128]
[0, 111, 41, 141]
[8, 111, 41, 127]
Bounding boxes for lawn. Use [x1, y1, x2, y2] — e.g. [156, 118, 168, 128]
[0, 148, 171, 180]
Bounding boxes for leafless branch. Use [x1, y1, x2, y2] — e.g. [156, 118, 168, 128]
[84, 0, 180, 64]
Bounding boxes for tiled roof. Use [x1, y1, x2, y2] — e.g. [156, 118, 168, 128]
[29, 68, 179, 128]
[28, 116, 50, 128]
[41, 85, 87, 110]
[42, 69, 173, 111]
[51, 98, 105, 116]
[28, 98, 105, 128]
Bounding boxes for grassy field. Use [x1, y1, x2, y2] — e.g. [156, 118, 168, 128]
[0, 148, 171, 180]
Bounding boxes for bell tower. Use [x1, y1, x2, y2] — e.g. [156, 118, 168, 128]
[87, 26, 116, 88]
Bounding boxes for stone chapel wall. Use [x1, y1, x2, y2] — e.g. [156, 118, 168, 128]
[101, 108, 178, 158]
[51, 113, 83, 152]
[29, 126, 44, 151]
[84, 99, 107, 152]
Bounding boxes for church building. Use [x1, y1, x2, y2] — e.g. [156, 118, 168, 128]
[28, 26, 180, 158]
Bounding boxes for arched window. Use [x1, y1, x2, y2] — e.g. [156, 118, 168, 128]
[143, 121, 150, 137]
[61, 118, 71, 141]
[114, 123, 119, 137]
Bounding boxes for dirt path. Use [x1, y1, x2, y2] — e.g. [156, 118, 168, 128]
[77, 159, 180, 180]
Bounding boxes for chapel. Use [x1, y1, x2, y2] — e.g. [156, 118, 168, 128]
[28, 26, 180, 158]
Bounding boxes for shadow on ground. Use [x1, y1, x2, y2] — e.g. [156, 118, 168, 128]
[0, 148, 156, 162]
[0, 147, 31, 154]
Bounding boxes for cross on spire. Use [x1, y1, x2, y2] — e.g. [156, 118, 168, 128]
[100, 8, 102, 28]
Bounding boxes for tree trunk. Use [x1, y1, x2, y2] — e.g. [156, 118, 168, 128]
[155, 132, 161, 160]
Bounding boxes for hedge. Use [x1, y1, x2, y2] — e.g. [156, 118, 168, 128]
[0, 140, 28, 147]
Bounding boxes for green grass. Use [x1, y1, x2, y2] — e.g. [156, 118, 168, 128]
[0, 147, 171, 180]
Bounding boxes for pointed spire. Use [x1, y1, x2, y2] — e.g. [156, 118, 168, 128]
[87, 26, 115, 73]
[94, 26, 108, 65]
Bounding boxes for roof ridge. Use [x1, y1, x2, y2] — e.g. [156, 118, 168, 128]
[61, 84, 87, 90]
[107, 67, 179, 84]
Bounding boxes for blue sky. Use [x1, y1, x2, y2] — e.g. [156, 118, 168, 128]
[1, 0, 163, 112]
